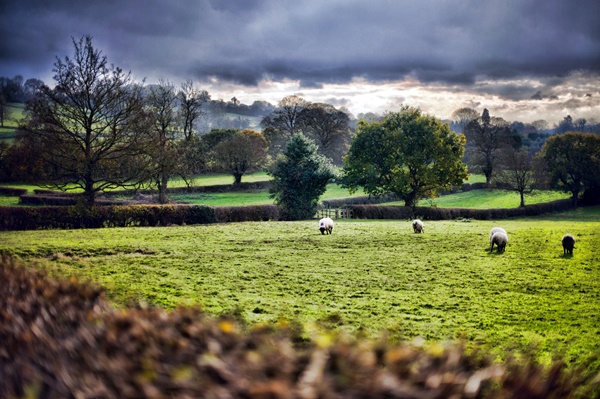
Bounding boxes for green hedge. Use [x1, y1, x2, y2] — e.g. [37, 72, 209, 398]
[214, 205, 280, 223]
[0, 204, 283, 231]
[347, 199, 575, 220]
[0, 204, 218, 230]
[0, 187, 27, 196]
[0, 199, 577, 231]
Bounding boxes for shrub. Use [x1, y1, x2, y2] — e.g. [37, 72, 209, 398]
[0, 187, 27, 196]
[347, 199, 575, 220]
[0, 204, 219, 230]
[215, 205, 280, 223]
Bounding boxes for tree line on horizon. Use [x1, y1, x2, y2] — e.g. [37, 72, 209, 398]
[1, 35, 599, 216]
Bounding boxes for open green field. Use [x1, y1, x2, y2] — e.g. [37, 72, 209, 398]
[416, 189, 571, 209]
[2, 206, 599, 373]
[0, 103, 24, 141]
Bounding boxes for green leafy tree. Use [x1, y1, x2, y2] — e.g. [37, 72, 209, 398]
[20, 35, 150, 207]
[535, 131, 600, 206]
[268, 133, 335, 220]
[341, 106, 468, 208]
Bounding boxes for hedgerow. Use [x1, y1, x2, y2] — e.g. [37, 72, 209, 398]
[0, 187, 27, 196]
[347, 199, 574, 220]
[1, 257, 597, 398]
[214, 205, 280, 223]
[0, 204, 218, 230]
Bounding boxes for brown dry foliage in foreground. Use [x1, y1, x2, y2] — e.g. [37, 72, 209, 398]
[0, 256, 597, 398]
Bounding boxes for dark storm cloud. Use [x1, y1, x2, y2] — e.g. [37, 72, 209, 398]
[1, 0, 599, 95]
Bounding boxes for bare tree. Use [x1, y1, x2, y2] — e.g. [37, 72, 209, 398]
[260, 95, 308, 157]
[20, 35, 151, 207]
[451, 107, 479, 133]
[145, 80, 181, 203]
[495, 148, 535, 207]
[178, 79, 210, 140]
[299, 102, 351, 165]
[463, 109, 514, 184]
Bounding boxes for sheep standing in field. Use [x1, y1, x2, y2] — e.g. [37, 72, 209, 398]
[561, 234, 576, 255]
[489, 227, 506, 241]
[319, 217, 334, 235]
[412, 219, 424, 233]
[490, 232, 509, 253]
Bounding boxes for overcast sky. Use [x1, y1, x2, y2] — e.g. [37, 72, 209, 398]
[1, 0, 599, 123]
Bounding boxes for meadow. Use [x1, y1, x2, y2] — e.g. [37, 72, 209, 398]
[0, 103, 24, 141]
[1, 207, 599, 374]
[0, 171, 570, 209]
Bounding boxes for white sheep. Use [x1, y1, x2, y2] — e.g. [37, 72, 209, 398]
[319, 217, 334, 235]
[490, 232, 508, 253]
[561, 234, 576, 255]
[489, 227, 506, 241]
[412, 219, 424, 233]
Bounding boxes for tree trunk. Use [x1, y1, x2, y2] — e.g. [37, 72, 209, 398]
[158, 173, 169, 204]
[83, 177, 95, 208]
[484, 168, 493, 185]
[403, 190, 417, 208]
[519, 191, 525, 208]
[572, 190, 579, 208]
[233, 173, 242, 185]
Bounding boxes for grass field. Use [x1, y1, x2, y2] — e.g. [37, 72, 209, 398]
[0, 103, 24, 141]
[0, 179, 574, 209]
[2, 206, 599, 373]
[417, 189, 571, 208]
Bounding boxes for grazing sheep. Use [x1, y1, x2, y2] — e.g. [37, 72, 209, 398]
[490, 232, 508, 253]
[412, 219, 424, 233]
[489, 227, 507, 241]
[561, 234, 576, 255]
[319, 217, 334, 235]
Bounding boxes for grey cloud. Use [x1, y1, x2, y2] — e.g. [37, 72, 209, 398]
[531, 91, 544, 100]
[1, 0, 599, 106]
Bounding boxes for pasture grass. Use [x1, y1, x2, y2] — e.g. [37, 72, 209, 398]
[1, 207, 599, 373]
[171, 182, 365, 206]
[0, 103, 24, 140]
[417, 189, 570, 209]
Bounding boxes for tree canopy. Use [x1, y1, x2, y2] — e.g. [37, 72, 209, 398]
[463, 109, 517, 184]
[341, 106, 468, 208]
[19, 35, 150, 206]
[535, 131, 600, 206]
[213, 129, 268, 185]
[268, 133, 335, 220]
[495, 147, 535, 208]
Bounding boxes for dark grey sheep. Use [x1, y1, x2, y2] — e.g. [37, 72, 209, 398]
[562, 234, 576, 255]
